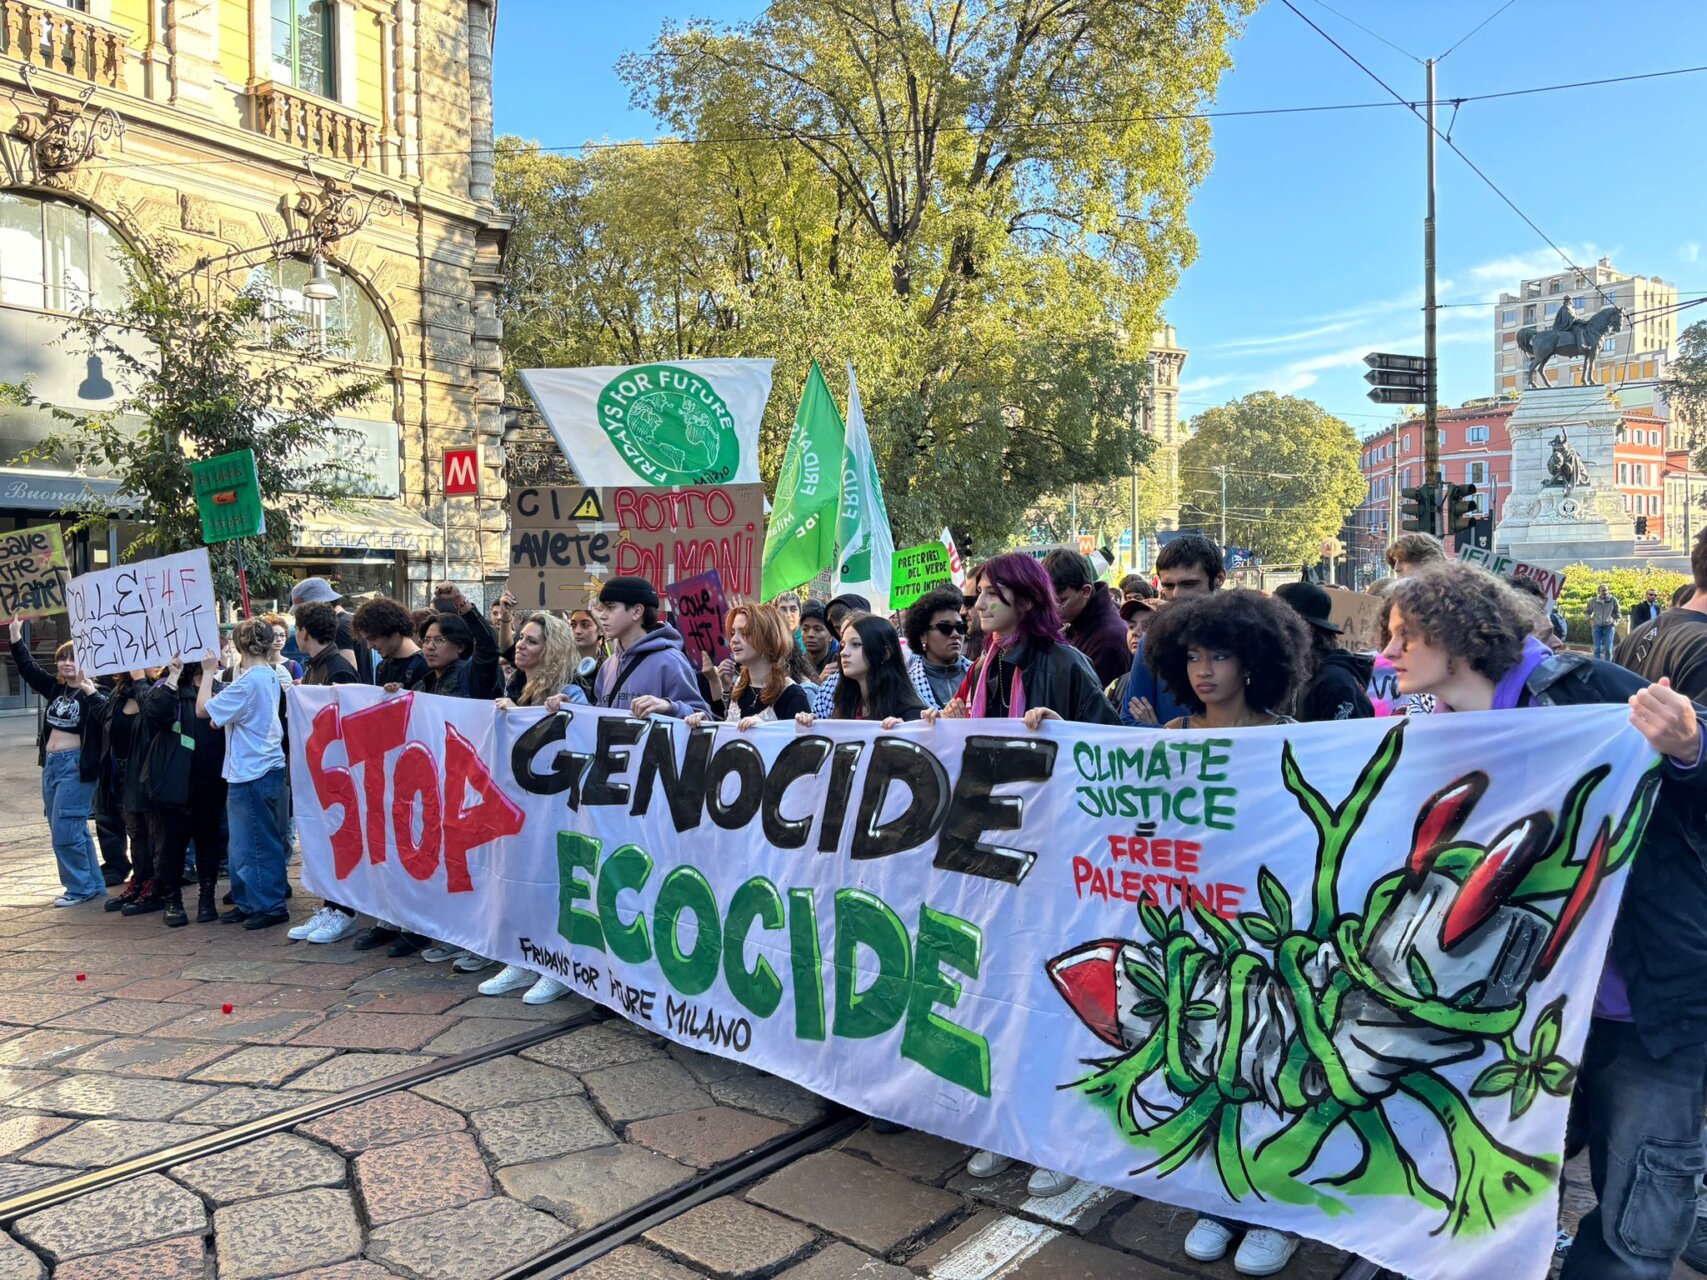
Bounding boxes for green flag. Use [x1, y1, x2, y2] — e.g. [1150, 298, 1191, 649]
[761, 360, 845, 597]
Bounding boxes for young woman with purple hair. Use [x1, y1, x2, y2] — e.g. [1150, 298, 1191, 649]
[926, 551, 1117, 728]
[926, 551, 1116, 1198]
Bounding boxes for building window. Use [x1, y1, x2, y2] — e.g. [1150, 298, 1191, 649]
[245, 258, 391, 366]
[1437, 430, 1446, 446]
[1618, 462, 1629, 484]
[1548, 279, 1561, 293]
[1634, 464, 1645, 485]
[1467, 426, 1489, 443]
[0, 191, 128, 314]
[1401, 433, 1411, 451]
[271, 0, 335, 97]
[1651, 495, 1662, 514]
[1467, 461, 1487, 484]
[1523, 304, 1536, 323]
[1501, 310, 1516, 325]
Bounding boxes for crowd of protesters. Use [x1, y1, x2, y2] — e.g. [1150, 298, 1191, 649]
[13, 520, 1706, 1279]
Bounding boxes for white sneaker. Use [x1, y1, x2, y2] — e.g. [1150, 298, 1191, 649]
[289, 906, 339, 941]
[478, 964, 533, 996]
[305, 909, 359, 944]
[420, 942, 468, 964]
[966, 1149, 1014, 1179]
[454, 952, 497, 973]
[1025, 1167, 1077, 1198]
[1233, 1228, 1297, 1277]
[522, 975, 571, 1005]
[1183, 1217, 1236, 1263]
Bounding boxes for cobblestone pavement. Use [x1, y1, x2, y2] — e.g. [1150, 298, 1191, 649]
[0, 721, 1672, 1280]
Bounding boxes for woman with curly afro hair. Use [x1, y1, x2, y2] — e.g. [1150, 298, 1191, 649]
[1143, 589, 1310, 730]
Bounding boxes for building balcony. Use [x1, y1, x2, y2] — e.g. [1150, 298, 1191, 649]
[0, 0, 128, 90]
[247, 80, 380, 171]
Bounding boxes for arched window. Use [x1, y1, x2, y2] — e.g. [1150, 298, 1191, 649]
[0, 191, 127, 313]
[245, 257, 393, 366]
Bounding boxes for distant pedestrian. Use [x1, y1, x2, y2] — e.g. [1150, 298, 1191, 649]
[1630, 587, 1662, 630]
[1044, 546, 1131, 685]
[1589, 582, 1622, 660]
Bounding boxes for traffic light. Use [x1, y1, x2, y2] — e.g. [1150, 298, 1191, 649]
[1635, 515, 1649, 537]
[1364, 352, 1433, 405]
[1446, 482, 1479, 535]
[1400, 484, 1439, 536]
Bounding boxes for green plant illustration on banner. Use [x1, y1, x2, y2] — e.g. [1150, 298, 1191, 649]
[1047, 723, 1660, 1235]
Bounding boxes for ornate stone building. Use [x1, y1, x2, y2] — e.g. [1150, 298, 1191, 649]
[0, 0, 506, 691]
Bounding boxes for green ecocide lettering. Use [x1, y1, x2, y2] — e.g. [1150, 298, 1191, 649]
[559, 833, 990, 1095]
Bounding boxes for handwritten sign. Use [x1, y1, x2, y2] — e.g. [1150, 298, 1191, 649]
[508, 484, 764, 609]
[664, 570, 730, 666]
[0, 523, 68, 620]
[1324, 587, 1386, 652]
[1457, 544, 1564, 600]
[66, 548, 218, 677]
[890, 541, 954, 611]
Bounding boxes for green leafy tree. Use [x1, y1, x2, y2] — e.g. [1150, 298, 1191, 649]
[1178, 392, 1367, 565]
[1, 236, 379, 602]
[1661, 320, 1707, 517]
[498, 0, 1254, 552]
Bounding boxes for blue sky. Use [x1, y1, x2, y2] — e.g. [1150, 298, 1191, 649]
[493, 0, 1707, 437]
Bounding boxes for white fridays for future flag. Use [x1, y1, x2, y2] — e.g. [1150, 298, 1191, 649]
[832, 364, 895, 613]
[517, 360, 774, 487]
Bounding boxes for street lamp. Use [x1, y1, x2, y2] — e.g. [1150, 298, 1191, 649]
[302, 253, 338, 302]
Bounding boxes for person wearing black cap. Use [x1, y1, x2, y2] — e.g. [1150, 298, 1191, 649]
[592, 577, 709, 718]
[1273, 581, 1373, 722]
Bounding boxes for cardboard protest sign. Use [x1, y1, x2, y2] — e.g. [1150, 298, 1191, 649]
[1325, 587, 1386, 652]
[0, 523, 68, 620]
[1458, 544, 1564, 600]
[890, 540, 954, 611]
[518, 361, 774, 487]
[292, 689, 1657, 1280]
[66, 548, 218, 677]
[507, 484, 764, 610]
[664, 570, 730, 666]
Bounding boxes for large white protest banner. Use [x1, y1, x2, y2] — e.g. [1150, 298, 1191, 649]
[66, 548, 218, 677]
[288, 688, 1659, 1280]
[518, 360, 774, 488]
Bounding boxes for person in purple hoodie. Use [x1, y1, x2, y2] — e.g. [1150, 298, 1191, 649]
[1383, 561, 1706, 1280]
[591, 577, 710, 718]
[1043, 546, 1130, 686]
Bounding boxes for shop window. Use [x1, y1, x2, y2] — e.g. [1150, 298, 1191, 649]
[0, 192, 127, 314]
[272, 0, 335, 98]
[245, 258, 391, 366]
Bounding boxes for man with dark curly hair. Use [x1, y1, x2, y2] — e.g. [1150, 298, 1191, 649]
[1142, 589, 1309, 730]
[351, 598, 428, 691]
[1381, 560, 1707, 1280]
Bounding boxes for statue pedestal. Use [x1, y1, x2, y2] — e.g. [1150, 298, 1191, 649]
[1494, 385, 1636, 569]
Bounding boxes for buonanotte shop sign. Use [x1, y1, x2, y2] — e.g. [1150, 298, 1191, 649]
[287, 688, 1658, 1280]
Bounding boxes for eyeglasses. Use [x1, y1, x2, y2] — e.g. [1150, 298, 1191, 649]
[961, 596, 977, 608]
[929, 621, 969, 637]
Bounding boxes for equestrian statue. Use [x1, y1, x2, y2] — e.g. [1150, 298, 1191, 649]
[1516, 297, 1623, 389]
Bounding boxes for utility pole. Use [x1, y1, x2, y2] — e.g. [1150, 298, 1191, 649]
[1389, 420, 1400, 540]
[1423, 58, 1440, 491]
[1218, 464, 1228, 549]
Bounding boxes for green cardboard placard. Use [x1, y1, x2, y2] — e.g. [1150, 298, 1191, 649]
[891, 540, 953, 610]
[189, 449, 264, 543]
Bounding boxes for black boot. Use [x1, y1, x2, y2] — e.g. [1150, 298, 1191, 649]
[105, 876, 139, 913]
[196, 889, 218, 923]
[163, 894, 188, 928]
[121, 880, 165, 915]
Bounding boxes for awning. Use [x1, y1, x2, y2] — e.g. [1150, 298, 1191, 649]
[292, 498, 444, 555]
[0, 467, 128, 513]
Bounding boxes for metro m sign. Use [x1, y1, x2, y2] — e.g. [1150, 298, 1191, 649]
[443, 448, 481, 497]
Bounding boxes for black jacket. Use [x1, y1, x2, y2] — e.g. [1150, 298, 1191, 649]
[13, 639, 106, 781]
[1297, 650, 1374, 723]
[94, 680, 158, 811]
[1065, 585, 1132, 686]
[964, 638, 1119, 725]
[1523, 651, 1707, 1059]
[418, 609, 502, 700]
[138, 678, 228, 809]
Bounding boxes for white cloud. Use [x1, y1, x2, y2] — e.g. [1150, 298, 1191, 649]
[1682, 242, 1701, 264]
[1178, 374, 1235, 394]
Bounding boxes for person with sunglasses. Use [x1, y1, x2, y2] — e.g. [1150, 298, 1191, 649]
[904, 586, 971, 709]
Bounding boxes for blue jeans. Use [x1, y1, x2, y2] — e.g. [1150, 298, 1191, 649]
[1560, 1019, 1707, 1279]
[1593, 624, 1616, 660]
[42, 750, 103, 900]
[227, 767, 287, 916]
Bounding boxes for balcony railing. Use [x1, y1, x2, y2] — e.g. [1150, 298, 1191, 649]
[0, 0, 128, 90]
[249, 80, 379, 170]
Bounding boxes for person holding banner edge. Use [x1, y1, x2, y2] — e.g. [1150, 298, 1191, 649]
[1380, 560, 1706, 1280]
[590, 577, 708, 719]
[9, 618, 108, 905]
[143, 656, 229, 927]
[682, 603, 809, 728]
